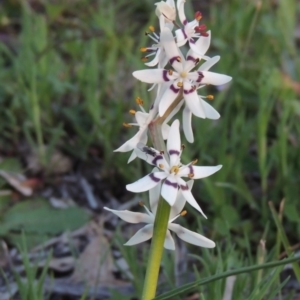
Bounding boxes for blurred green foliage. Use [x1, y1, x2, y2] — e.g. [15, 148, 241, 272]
[0, 0, 299, 255]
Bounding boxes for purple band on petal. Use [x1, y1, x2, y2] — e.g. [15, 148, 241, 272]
[183, 19, 188, 26]
[165, 179, 178, 189]
[188, 165, 194, 175]
[196, 71, 204, 83]
[186, 55, 197, 62]
[183, 87, 194, 94]
[180, 183, 189, 190]
[152, 155, 163, 166]
[169, 149, 180, 156]
[170, 84, 180, 93]
[169, 56, 179, 65]
[150, 173, 161, 183]
[189, 38, 195, 44]
[163, 70, 170, 82]
[181, 28, 188, 39]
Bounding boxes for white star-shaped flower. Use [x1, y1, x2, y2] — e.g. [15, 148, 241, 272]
[126, 119, 221, 218]
[133, 27, 231, 117]
[104, 180, 215, 250]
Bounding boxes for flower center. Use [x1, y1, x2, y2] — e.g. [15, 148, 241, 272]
[170, 165, 180, 175]
[180, 71, 188, 78]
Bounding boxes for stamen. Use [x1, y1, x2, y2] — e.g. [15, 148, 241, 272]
[149, 25, 155, 32]
[141, 57, 148, 62]
[194, 11, 202, 21]
[176, 56, 181, 62]
[123, 123, 132, 128]
[139, 201, 145, 207]
[180, 210, 187, 217]
[188, 173, 194, 178]
[191, 159, 198, 165]
[140, 47, 148, 52]
[177, 82, 183, 87]
[159, 150, 164, 155]
[136, 97, 144, 105]
[206, 95, 214, 100]
[168, 69, 173, 75]
[129, 109, 136, 115]
[158, 164, 164, 169]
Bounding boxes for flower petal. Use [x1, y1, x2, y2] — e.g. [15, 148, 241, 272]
[159, 83, 180, 116]
[161, 174, 179, 206]
[127, 150, 137, 163]
[169, 180, 193, 219]
[168, 223, 215, 248]
[184, 83, 206, 118]
[176, 0, 186, 25]
[133, 69, 176, 84]
[201, 99, 220, 120]
[126, 172, 167, 193]
[167, 119, 181, 165]
[191, 165, 222, 179]
[200, 71, 232, 85]
[161, 27, 183, 72]
[178, 178, 207, 218]
[164, 230, 175, 250]
[114, 131, 142, 153]
[182, 106, 194, 143]
[104, 207, 153, 224]
[149, 174, 162, 214]
[198, 56, 220, 71]
[125, 224, 154, 246]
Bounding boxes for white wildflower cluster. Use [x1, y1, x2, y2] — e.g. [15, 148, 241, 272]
[105, 0, 232, 250]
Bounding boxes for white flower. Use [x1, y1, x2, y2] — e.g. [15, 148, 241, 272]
[175, 0, 209, 55]
[155, 0, 176, 22]
[114, 100, 157, 163]
[126, 119, 221, 218]
[104, 181, 215, 250]
[182, 55, 231, 143]
[133, 27, 231, 117]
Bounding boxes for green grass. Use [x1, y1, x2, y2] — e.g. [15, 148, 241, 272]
[0, 0, 300, 298]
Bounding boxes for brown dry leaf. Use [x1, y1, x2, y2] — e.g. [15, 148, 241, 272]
[71, 221, 119, 287]
[0, 171, 32, 196]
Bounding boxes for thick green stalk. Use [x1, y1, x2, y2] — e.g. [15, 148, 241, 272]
[141, 91, 183, 299]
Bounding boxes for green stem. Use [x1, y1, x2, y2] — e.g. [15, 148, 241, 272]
[141, 91, 183, 299]
[141, 199, 171, 299]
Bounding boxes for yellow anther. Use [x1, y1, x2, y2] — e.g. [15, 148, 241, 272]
[177, 82, 183, 87]
[136, 97, 144, 105]
[159, 150, 164, 155]
[180, 210, 187, 216]
[159, 164, 164, 169]
[206, 95, 214, 100]
[170, 166, 180, 174]
[191, 159, 198, 165]
[141, 57, 148, 62]
[168, 69, 173, 75]
[176, 56, 181, 62]
[188, 173, 194, 178]
[140, 47, 148, 52]
[149, 25, 155, 32]
[129, 109, 136, 115]
[123, 123, 132, 128]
